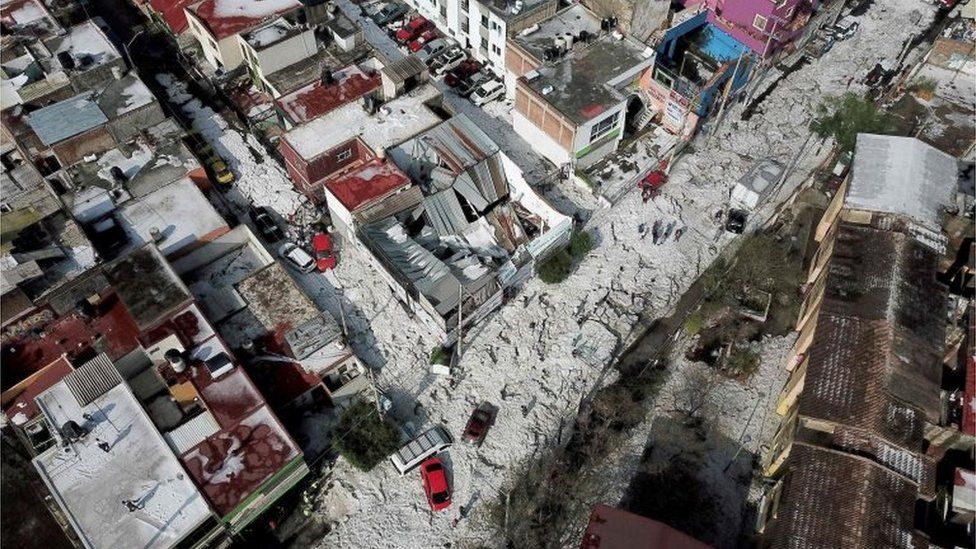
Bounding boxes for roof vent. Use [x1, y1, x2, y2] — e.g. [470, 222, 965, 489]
[60, 420, 87, 441]
[165, 348, 186, 373]
[524, 70, 540, 82]
[541, 85, 554, 95]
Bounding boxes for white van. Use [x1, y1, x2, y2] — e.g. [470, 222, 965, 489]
[390, 426, 452, 475]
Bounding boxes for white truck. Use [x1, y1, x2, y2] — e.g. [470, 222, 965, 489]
[390, 426, 452, 475]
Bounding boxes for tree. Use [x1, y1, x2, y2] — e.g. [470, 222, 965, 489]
[810, 93, 897, 152]
[332, 400, 400, 471]
[672, 366, 721, 427]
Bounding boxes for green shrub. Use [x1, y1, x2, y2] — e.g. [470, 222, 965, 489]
[568, 231, 594, 258]
[536, 231, 594, 284]
[725, 347, 761, 379]
[429, 346, 450, 365]
[683, 312, 705, 335]
[332, 400, 401, 471]
[810, 93, 897, 152]
[909, 76, 938, 95]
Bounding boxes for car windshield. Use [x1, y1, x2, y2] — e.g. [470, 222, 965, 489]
[432, 492, 449, 504]
[425, 463, 443, 473]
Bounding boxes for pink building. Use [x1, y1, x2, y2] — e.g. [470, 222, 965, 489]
[686, 0, 816, 56]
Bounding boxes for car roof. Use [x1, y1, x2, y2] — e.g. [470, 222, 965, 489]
[312, 232, 332, 248]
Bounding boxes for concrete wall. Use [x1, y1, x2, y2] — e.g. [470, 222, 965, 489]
[504, 40, 538, 97]
[705, 0, 806, 55]
[185, 10, 246, 70]
[572, 104, 626, 166]
[513, 110, 571, 166]
[241, 28, 317, 88]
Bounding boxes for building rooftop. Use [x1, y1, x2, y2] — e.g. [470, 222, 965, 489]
[765, 443, 925, 549]
[171, 225, 275, 326]
[0, 0, 61, 38]
[481, 0, 552, 23]
[282, 83, 441, 160]
[524, 34, 653, 125]
[242, 17, 301, 49]
[66, 126, 202, 200]
[799, 222, 947, 448]
[103, 244, 194, 331]
[148, 0, 196, 34]
[324, 158, 411, 212]
[2, 355, 73, 427]
[187, 0, 302, 40]
[581, 504, 710, 549]
[849, 134, 960, 233]
[42, 21, 121, 76]
[223, 262, 319, 347]
[275, 61, 382, 125]
[95, 73, 157, 119]
[325, 11, 358, 39]
[33, 354, 212, 549]
[116, 177, 229, 258]
[511, 4, 601, 63]
[27, 92, 107, 146]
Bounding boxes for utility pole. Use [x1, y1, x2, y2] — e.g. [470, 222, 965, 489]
[710, 49, 748, 139]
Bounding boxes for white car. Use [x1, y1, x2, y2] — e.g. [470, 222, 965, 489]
[416, 38, 451, 64]
[431, 48, 465, 75]
[278, 242, 315, 273]
[470, 79, 504, 106]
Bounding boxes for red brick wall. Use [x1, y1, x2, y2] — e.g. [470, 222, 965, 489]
[280, 137, 375, 203]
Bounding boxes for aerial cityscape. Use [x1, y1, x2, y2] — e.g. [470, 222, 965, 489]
[0, 0, 973, 547]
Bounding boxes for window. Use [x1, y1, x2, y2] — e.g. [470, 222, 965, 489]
[491, 44, 501, 55]
[481, 14, 489, 28]
[440, 4, 447, 17]
[481, 37, 488, 49]
[337, 148, 352, 162]
[753, 14, 767, 31]
[461, 0, 469, 11]
[461, 19, 469, 34]
[589, 113, 618, 142]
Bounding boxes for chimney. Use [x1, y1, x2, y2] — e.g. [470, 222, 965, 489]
[111, 66, 124, 80]
[164, 349, 186, 373]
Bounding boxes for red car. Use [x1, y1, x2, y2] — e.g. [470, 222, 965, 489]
[312, 232, 337, 271]
[444, 60, 480, 87]
[408, 29, 437, 52]
[396, 16, 431, 43]
[461, 404, 494, 445]
[419, 457, 452, 511]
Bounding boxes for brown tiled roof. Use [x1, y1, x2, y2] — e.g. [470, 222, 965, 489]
[765, 444, 926, 549]
[799, 223, 946, 448]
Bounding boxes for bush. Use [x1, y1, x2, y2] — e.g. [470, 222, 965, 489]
[568, 231, 594, 258]
[909, 76, 938, 95]
[810, 93, 897, 152]
[725, 346, 761, 379]
[683, 312, 705, 335]
[429, 346, 450, 365]
[332, 400, 401, 471]
[536, 231, 594, 284]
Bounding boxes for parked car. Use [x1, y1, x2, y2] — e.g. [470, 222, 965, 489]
[415, 38, 451, 64]
[249, 206, 284, 243]
[390, 426, 452, 475]
[396, 16, 431, 43]
[429, 48, 465, 74]
[461, 404, 494, 445]
[470, 79, 504, 106]
[444, 60, 480, 87]
[278, 242, 316, 273]
[208, 157, 234, 187]
[408, 29, 438, 52]
[419, 457, 452, 511]
[371, 2, 407, 25]
[311, 232, 337, 271]
[457, 71, 489, 97]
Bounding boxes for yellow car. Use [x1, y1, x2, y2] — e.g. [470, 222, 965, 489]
[209, 158, 235, 186]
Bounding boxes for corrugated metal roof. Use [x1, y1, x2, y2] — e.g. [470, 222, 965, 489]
[285, 313, 344, 360]
[381, 55, 427, 84]
[63, 353, 122, 406]
[28, 92, 108, 146]
[848, 134, 958, 233]
[164, 410, 220, 454]
[425, 189, 468, 236]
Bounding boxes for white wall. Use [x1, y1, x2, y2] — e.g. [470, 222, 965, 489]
[246, 28, 317, 79]
[513, 110, 571, 167]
